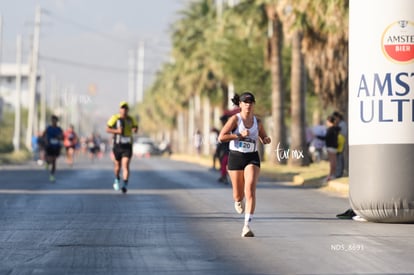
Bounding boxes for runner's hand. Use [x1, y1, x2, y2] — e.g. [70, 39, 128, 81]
[240, 130, 249, 138]
[262, 136, 271, 144]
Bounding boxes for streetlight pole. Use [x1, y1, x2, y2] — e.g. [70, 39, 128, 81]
[39, 70, 46, 132]
[128, 49, 136, 105]
[13, 35, 22, 151]
[136, 42, 145, 103]
[0, 15, 3, 78]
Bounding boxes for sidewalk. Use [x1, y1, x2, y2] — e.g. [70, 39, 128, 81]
[320, 177, 349, 197]
[170, 154, 349, 198]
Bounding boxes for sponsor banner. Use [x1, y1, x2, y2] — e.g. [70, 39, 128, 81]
[349, 0, 414, 145]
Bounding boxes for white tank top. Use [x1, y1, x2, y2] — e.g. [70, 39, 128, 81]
[229, 113, 259, 153]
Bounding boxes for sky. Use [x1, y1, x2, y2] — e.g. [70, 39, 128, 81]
[0, 0, 186, 132]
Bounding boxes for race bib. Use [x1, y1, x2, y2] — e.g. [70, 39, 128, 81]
[235, 140, 256, 153]
[50, 138, 60, 145]
[120, 136, 131, 144]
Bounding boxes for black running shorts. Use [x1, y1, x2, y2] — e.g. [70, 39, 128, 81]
[227, 150, 260, 170]
[46, 146, 61, 157]
[113, 144, 133, 161]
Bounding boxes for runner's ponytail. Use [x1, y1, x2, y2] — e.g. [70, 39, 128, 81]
[231, 94, 240, 106]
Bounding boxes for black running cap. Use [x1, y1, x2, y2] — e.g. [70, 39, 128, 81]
[240, 92, 255, 103]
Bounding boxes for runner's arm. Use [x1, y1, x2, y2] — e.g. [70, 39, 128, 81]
[131, 117, 139, 133]
[106, 115, 122, 134]
[258, 120, 271, 144]
[42, 128, 48, 146]
[106, 126, 122, 134]
[59, 129, 64, 141]
[218, 115, 239, 142]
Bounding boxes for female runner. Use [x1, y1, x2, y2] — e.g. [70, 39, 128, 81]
[218, 91, 271, 237]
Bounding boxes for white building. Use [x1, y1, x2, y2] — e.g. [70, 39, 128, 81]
[0, 63, 41, 109]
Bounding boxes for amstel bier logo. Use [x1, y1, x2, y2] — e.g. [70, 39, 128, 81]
[382, 20, 414, 63]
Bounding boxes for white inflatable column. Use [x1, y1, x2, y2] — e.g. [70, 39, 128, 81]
[349, 0, 414, 222]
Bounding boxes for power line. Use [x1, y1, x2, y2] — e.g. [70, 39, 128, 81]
[39, 54, 157, 75]
[43, 9, 134, 48]
[43, 9, 173, 51]
[39, 54, 127, 73]
[41, 9, 173, 67]
[38, 9, 169, 79]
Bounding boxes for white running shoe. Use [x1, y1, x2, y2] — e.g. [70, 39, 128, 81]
[241, 225, 254, 237]
[234, 201, 245, 214]
[113, 179, 120, 191]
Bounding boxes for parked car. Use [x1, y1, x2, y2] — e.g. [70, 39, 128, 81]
[133, 137, 161, 157]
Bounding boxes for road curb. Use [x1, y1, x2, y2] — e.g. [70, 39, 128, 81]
[292, 174, 349, 198]
[170, 154, 349, 197]
[320, 179, 349, 198]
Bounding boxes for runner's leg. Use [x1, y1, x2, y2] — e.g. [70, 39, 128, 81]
[228, 170, 244, 202]
[121, 156, 131, 182]
[114, 159, 121, 179]
[243, 164, 260, 215]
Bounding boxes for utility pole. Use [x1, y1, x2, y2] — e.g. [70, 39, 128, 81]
[50, 75, 57, 112]
[136, 42, 145, 103]
[128, 49, 136, 105]
[0, 15, 3, 77]
[0, 14, 3, 127]
[26, 5, 41, 151]
[13, 35, 22, 151]
[39, 70, 46, 132]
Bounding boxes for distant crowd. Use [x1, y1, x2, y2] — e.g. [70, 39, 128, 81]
[32, 128, 109, 166]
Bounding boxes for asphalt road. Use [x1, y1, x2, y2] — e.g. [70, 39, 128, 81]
[0, 155, 413, 275]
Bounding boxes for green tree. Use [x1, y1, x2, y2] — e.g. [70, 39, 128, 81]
[265, 2, 288, 164]
[300, 0, 349, 113]
[220, 0, 288, 163]
[288, 29, 309, 166]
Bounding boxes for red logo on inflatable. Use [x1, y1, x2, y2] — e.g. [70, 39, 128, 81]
[382, 20, 414, 64]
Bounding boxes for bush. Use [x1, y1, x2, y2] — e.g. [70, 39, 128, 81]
[0, 142, 14, 153]
[0, 149, 31, 164]
[0, 111, 18, 153]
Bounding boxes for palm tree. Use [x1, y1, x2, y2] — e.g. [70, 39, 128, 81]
[265, 2, 288, 164]
[171, 0, 227, 153]
[300, 0, 349, 113]
[207, 0, 265, 112]
[221, 0, 289, 163]
[291, 0, 349, 168]
[277, 0, 310, 166]
[288, 29, 309, 166]
[173, 0, 290, 160]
